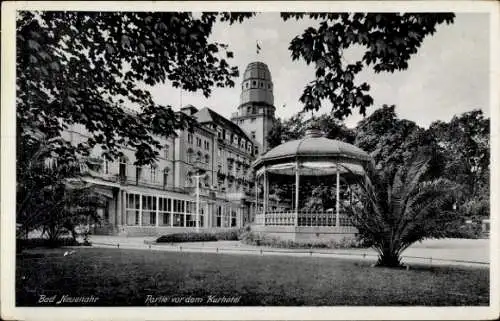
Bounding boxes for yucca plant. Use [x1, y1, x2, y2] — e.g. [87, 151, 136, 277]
[345, 156, 459, 267]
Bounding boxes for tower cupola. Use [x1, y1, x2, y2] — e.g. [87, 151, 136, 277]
[239, 61, 274, 107]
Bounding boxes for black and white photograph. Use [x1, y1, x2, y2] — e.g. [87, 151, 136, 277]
[1, 1, 498, 320]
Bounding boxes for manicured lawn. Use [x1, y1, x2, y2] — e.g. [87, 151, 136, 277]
[16, 247, 489, 306]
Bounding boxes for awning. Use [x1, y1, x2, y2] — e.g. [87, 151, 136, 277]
[94, 187, 114, 199]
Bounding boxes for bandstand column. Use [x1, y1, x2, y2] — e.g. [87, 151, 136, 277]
[255, 176, 259, 213]
[138, 193, 143, 226]
[295, 162, 300, 226]
[336, 166, 340, 227]
[155, 196, 159, 227]
[263, 168, 268, 215]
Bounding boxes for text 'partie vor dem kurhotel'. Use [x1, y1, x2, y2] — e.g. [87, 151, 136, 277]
[145, 295, 242, 304]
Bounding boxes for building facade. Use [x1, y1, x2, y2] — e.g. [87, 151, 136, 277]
[63, 62, 277, 236]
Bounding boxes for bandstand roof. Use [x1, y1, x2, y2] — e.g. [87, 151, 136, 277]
[253, 128, 372, 177]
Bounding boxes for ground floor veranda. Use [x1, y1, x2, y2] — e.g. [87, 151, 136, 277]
[87, 178, 256, 236]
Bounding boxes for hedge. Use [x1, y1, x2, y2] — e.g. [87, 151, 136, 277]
[16, 237, 88, 251]
[239, 231, 367, 249]
[156, 230, 240, 243]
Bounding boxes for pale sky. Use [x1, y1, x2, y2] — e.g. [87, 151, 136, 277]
[147, 13, 490, 128]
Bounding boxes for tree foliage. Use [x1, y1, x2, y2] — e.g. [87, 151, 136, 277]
[429, 109, 489, 197]
[281, 13, 455, 119]
[428, 110, 490, 221]
[354, 104, 444, 178]
[16, 11, 254, 239]
[267, 113, 355, 149]
[16, 133, 103, 242]
[17, 11, 253, 166]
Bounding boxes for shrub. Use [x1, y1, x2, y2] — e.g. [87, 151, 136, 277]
[156, 229, 244, 243]
[240, 232, 367, 249]
[16, 237, 84, 251]
[444, 223, 482, 239]
[156, 233, 217, 243]
[214, 230, 239, 241]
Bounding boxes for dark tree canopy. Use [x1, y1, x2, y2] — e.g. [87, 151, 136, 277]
[281, 13, 455, 119]
[354, 104, 444, 178]
[16, 11, 254, 239]
[17, 11, 253, 166]
[429, 109, 490, 208]
[267, 113, 356, 149]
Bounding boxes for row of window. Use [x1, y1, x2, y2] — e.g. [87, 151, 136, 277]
[244, 81, 272, 89]
[186, 150, 210, 165]
[118, 162, 169, 187]
[238, 118, 256, 124]
[125, 193, 237, 227]
[187, 134, 211, 151]
[216, 129, 253, 152]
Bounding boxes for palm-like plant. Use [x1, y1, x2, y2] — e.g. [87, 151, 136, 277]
[345, 156, 459, 267]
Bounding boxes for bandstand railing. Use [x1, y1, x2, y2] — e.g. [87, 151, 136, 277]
[256, 210, 354, 227]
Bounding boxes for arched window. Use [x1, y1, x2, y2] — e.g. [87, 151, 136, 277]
[164, 144, 169, 159]
[186, 170, 193, 185]
[119, 156, 128, 179]
[186, 148, 193, 164]
[204, 154, 209, 164]
[163, 167, 170, 189]
[150, 164, 158, 182]
[135, 166, 142, 185]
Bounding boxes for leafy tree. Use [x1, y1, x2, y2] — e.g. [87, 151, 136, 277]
[429, 110, 490, 226]
[267, 112, 356, 149]
[428, 109, 489, 198]
[354, 104, 444, 178]
[16, 132, 80, 239]
[267, 113, 307, 149]
[17, 11, 253, 237]
[18, 11, 253, 166]
[16, 131, 103, 243]
[281, 13, 455, 119]
[345, 156, 459, 267]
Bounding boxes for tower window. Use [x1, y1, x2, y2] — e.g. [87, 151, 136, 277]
[260, 82, 263, 87]
[252, 81, 256, 86]
[164, 144, 169, 159]
[251, 131, 256, 139]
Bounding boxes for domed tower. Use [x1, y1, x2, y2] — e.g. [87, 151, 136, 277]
[231, 61, 276, 155]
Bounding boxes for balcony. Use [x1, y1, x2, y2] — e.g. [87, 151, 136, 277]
[185, 186, 217, 199]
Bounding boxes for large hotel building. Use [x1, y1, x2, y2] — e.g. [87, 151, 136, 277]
[64, 62, 278, 236]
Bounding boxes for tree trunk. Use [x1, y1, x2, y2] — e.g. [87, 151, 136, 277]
[377, 248, 402, 267]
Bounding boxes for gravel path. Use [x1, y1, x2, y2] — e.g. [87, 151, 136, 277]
[88, 235, 490, 267]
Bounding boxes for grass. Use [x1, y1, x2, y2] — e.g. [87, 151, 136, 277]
[16, 247, 489, 306]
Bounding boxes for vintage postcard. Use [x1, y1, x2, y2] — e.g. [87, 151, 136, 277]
[1, 1, 499, 320]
